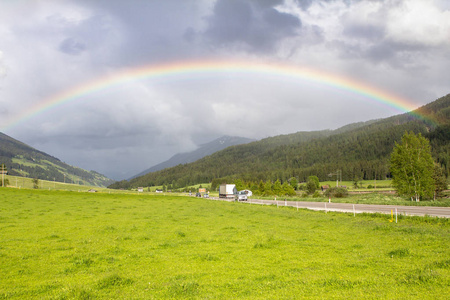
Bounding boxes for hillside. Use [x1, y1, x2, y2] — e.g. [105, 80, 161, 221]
[109, 94, 449, 190]
[0, 132, 114, 187]
[130, 136, 255, 179]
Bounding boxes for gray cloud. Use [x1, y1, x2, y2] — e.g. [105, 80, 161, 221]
[204, 0, 301, 52]
[59, 37, 86, 55]
[69, 0, 207, 65]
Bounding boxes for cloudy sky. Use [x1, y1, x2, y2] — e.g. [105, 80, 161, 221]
[0, 0, 449, 180]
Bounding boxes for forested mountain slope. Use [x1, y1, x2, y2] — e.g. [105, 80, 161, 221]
[0, 132, 114, 187]
[109, 94, 449, 189]
[130, 136, 255, 180]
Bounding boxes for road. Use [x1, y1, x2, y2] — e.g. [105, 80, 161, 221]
[210, 198, 450, 218]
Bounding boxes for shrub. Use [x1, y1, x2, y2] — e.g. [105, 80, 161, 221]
[306, 179, 317, 194]
[32, 178, 39, 189]
[324, 187, 348, 198]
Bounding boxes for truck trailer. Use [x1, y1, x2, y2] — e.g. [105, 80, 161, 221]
[219, 184, 237, 199]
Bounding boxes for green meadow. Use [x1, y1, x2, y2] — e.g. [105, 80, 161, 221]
[0, 188, 449, 299]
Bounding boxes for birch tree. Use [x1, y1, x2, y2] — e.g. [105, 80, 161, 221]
[390, 132, 434, 201]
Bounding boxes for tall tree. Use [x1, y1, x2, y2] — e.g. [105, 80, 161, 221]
[282, 181, 296, 196]
[1, 164, 8, 187]
[433, 163, 448, 198]
[272, 179, 282, 195]
[390, 132, 435, 201]
[288, 177, 298, 190]
[307, 176, 320, 189]
[306, 177, 318, 194]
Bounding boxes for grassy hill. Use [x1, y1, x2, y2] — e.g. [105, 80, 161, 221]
[110, 94, 449, 190]
[0, 132, 114, 187]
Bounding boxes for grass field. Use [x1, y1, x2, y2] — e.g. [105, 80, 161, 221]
[1, 188, 449, 299]
[2, 175, 106, 192]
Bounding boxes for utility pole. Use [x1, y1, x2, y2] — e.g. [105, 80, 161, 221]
[328, 169, 341, 187]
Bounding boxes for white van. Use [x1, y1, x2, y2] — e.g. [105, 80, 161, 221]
[236, 190, 248, 201]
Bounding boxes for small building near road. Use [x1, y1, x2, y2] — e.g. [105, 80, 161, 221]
[321, 185, 329, 191]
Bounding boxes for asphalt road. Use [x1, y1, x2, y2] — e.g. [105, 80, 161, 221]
[210, 198, 450, 218]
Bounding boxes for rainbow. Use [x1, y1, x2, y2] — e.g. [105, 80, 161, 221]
[1, 59, 424, 131]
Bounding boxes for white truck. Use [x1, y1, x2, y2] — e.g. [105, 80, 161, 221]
[219, 184, 237, 200]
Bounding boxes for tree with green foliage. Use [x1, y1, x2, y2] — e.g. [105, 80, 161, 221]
[32, 178, 39, 189]
[282, 181, 296, 196]
[390, 132, 435, 201]
[353, 176, 362, 189]
[1, 164, 8, 187]
[433, 163, 448, 198]
[257, 180, 265, 196]
[288, 177, 298, 190]
[272, 179, 282, 195]
[234, 179, 245, 191]
[264, 180, 274, 196]
[308, 176, 320, 189]
[0, 178, 9, 187]
[306, 178, 317, 194]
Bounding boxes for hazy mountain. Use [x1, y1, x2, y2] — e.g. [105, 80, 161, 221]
[130, 136, 255, 179]
[109, 94, 449, 190]
[0, 132, 114, 187]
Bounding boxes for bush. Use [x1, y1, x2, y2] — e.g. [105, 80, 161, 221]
[367, 185, 373, 189]
[312, 191, 321, 198]
[306, 179, 317, 194]
[324, 187, 348, 198]
[32, 178, 39, 189]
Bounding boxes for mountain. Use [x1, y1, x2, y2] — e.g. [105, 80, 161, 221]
[109, 94, 449, 190]
[130, 135, 255, 179]
[0, 132, 114, 187]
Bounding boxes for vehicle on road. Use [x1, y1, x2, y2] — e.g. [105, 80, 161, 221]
[236, 190, 248, 201]
[219, 184, 237, 199]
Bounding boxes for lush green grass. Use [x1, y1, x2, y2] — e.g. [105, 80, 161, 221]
[0, 188, 449, 299]
[3, 175, 113, 192]
[319, 179, 394, 189]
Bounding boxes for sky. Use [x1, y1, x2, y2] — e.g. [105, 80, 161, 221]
[0, 0, 449, 180]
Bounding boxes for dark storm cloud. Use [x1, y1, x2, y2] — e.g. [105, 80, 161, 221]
[204, 0, 301, 52]
[71, 0, 205, 65]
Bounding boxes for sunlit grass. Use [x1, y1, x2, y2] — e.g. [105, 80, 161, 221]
[0, 188, 449, 299]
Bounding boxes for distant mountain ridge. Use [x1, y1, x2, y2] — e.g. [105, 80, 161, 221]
[0, 132, 114, 187]
[130, 135, 255, 179]
[109, 94, 450, 190]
